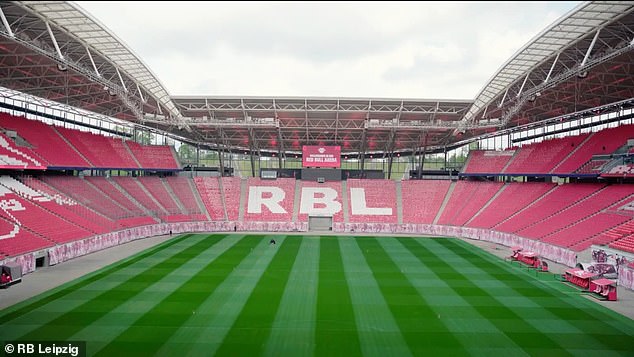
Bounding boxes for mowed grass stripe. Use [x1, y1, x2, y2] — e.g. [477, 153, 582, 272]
[315, 236, 362, 357]
[434, 238, 634, 353]
[357, 237, 468, 356]
[263, 236, 319, 357]
[93, 234, 264, 357]
[377, 237, 525, 354]
[0, 233, 195, 325]
[452, 238, 634, 330]
[68, 234, 246, 353]
[1, 235, 202, 340]
[10, 234, 219, 342]
[339, 237, 412, 357]
[214, 236, 302, 356]
[403, 238, 575, 356]
[158, 235, 285, 356]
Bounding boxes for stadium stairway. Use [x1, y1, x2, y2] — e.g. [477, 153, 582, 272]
[500, 149, 519, 173]
[292, 180, 301, 222]
[161, 177, 187, 214]
[550, 132, 595, 173]
[134, 178, 171, 216]
[123, 140, 143, 167]
[461, 151, 474, 172]
[433, 180, 456, 225]
[187, 177, 212, 220]
[52, 126, 94, 167]
[396, 180, 403, 225]
[465, 183, 508, 226]
[105, 178, 156, 218]
[341, 180, 349, 223]
[492, 184, 558, 230]
[238, 177, 247, 222]
[549, 190, 634, 238]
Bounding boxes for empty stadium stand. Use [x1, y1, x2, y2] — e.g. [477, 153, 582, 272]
[346, 179, 397, 223]
[402, 180, 451, 224]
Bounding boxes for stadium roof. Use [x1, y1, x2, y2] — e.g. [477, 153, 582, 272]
[0, 1, 633, 156]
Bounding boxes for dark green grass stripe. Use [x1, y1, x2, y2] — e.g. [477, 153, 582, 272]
[15, 234, 225, 342]
[93, 235, 265, 357]
[214, 236, 302, 357]
[401, 237, 576, 356]
[315, 237, 362, 357]
[435, 238, 634, 351]
[0, 234, 195, 324]
[357, 237, 468, 356]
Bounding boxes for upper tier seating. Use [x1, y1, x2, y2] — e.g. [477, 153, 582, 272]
[0, 133, 45, 170]
[503, 134, 589, 174]
[462, 150, 515, 174]
[555, 124, 634, 174]
[55, 127, 139, 169]
[126, 141, 180, 170]
[0, 113, 90, 167]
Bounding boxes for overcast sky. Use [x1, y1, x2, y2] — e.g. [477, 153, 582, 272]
[75, 1, 581, 100]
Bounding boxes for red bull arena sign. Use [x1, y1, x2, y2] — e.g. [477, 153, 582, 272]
[302, 145, 341, 168]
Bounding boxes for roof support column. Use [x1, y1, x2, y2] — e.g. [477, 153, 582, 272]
[580, 28, 601, 68]
[386, 129, 396, 179]
[86, 47, 100, 77]
[0, 6, 14, 37]
[516, 73, 530, 98]
[417, 132, 428, 180]
[45, 22, 64, 60]
[248, 128, 257, 178]
[216, 129, 225, 177]
[359, 122, 367, 178]
[498, 89, 509, 107]
[116, 67, 128, 93]
[544, 53, 559, 84]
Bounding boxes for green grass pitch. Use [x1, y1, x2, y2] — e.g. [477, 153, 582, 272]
[1, 233, 633, 356]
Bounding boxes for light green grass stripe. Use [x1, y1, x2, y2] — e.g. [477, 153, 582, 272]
[315, 236, 363, 357]
[0, 234, 198, 327]
[0, 234, 208, 341]
[15, 234, 225, 342]
[377, 237, 525, 355]
[339, 237, 412, 357]
[406, 238, 574, 355]
[153, 235, 286, 357]
[69, 234, 246, 353]
[214, 236, 302, 356]
[358, 237, 469, 356]
[452, 239, 634, 331]
[263, 236, 319, 357]
[93, 235, 268, 357]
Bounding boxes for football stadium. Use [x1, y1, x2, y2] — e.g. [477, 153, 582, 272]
[1, 1, 634, 356]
